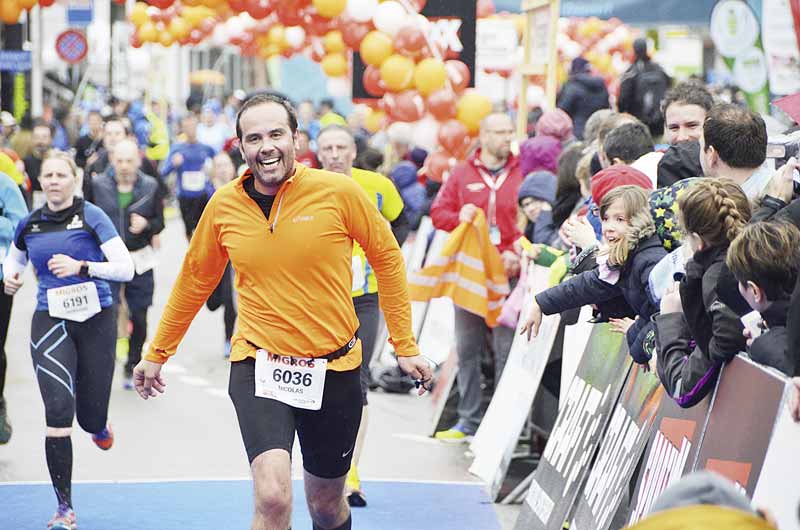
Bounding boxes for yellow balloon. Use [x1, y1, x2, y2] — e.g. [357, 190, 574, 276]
[268, 25, 286, 46]
[324, 30, 345, 54]
[312, 0, 347, 19]
[169, 17, 190, 39]
[379, 54, 415, 92]
[365, 109, 386, 134]
[0, 1, 21, 25]
[456, 91, 492, 134]
[138, 21, 158, 43]
[130, 2, 149, 26]
[359, 30, 394, 67]
[413, 57, 446, 96]
[321, 53, 348, 77]
[159, 31, 175, 47]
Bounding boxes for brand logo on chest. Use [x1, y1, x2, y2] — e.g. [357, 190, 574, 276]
[66, 215, 83, 230]
[466, 182, 486, 192]
[292, 215, 315, 223]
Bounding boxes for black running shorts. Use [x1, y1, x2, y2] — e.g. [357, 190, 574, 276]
[228, 357, 362, 479]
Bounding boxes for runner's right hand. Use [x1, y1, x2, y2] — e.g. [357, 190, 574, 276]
[133, 359, 167, 400]
[171, 153, 184, 168]
[3, 273, 22, 295]
[458, 204, 478, 224]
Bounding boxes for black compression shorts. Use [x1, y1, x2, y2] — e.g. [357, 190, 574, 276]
[228, 358, 362, 479]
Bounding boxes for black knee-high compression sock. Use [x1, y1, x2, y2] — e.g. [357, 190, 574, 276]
[313, 514, 352, 530]
[45, 436, 73, 508]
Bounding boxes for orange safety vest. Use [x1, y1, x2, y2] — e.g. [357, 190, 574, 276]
[408, 209, 509, 327]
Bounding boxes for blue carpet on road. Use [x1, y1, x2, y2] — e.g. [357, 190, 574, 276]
[0, 479, 500, 530]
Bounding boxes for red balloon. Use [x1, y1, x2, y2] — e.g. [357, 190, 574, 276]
[394, 25, 426, 58]
[228, 0, 248, 12]
[383, 90, 426, 123]
[147, 0, 174, 8]
[427, 89, 457, 121]
[445, 60, 471, 92]
[39, 0, 56, 6]
[113, 0, 126, 4]
[276, 4, 305, 25]
[246, 0, 272, 20]
[424, 151, 454, 183]
[305, 12, 336, 36]
[476, 0, 495, 18]
[363, 65, 386, 97]
[189, 29, 204, 44]
[129, 33, 143, 48]
[438, 119, 469, 156]
[341, 20, 371, 50]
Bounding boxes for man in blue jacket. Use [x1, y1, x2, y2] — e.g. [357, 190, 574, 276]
[160, 113, 215, 240]
[0, 170, 28, 443]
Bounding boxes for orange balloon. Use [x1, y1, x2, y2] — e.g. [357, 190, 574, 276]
[138, 21, 159, 42]
[456, 91, 492, 134]
[379, 54, 415, 92]
[365, 109, 386, 134]
[169, 17, 190, 39]
[130, 2, 149, 26]
[159, 31, 176, 47]
[18, 0, 37, 10]
[413, 58, 447, 96]
[312, 0, 346, 19]
[360, 31, 394, 67]
[323, 30, 345, 54]
[0, 2, 21, 24]
[321, 53, 348, 77]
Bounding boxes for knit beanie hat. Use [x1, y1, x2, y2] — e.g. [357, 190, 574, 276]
[518, 170, 557, 205]
[535, 109, 574, 143]
[519, 135, 562, 176]
[657, 140, 703, 187]
[591, 164, 653, 205]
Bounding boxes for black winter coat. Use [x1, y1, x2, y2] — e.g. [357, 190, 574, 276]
[749, 298, 794, 376]
[655, 245, 746, 408]
[91, 170, 164, 252]
[557, 74, 610, 139]
[536, 233, 665, 357]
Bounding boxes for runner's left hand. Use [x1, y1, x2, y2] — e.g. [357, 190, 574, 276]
[129, 213, 149, 235]
[47, 254, 82, 278]
[397, 355, 433, 396]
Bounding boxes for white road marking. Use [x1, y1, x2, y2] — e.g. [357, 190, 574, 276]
[178, 375, 209, 387]
[161, 363, 187, 374]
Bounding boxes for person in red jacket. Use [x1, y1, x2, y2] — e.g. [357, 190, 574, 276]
[430, 112, 523, 441]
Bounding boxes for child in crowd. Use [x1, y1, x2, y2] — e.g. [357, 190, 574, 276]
[521, 185, 666, 360]
[726, 221, 800, 376]
[655, 179, 750, 407]
[518, 171, 560, 247]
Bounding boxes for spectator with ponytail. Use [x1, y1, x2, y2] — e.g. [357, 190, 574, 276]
[655, 179, 750, 408]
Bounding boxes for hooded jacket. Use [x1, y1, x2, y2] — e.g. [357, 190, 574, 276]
[557, 73, 610, 139]
[519, 136, 562, 176]
[536, 233, 665, 356]
[430, 149, 523, 254]
[655, 245, 746, 408]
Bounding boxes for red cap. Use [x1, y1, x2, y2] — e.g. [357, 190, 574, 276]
[591, 165, 653, 205]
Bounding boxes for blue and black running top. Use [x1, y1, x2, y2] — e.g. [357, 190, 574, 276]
[14, 198, 120, 311]
[160, 142, 216, 199]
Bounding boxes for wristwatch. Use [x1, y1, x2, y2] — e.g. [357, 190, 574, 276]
[79, 261, 90, 278]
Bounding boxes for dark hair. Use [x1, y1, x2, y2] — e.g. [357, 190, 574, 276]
[727, 221, 800, 301]
[320, 98, 334, 110]
[297, 129, 310, 140]
[32, 119, 54, 135]
[553, 142, 584, 227]
[354, 148, 384, 172]
[236, 93, 298, 140]
[603, 122, 654, 164]
[661, 81, 714, 114]
[703, 103, 767, 169]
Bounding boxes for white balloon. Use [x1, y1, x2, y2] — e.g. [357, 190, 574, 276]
[211, 25, 229, 47]
[412, 115, 440, 152]
[345, 0, 379, 23]
[373, 1, 408, 37]
[327, 77, 351, 98]
[284, 26, 306, 48]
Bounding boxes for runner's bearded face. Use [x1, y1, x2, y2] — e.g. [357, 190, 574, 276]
[239, 102, 297, 193]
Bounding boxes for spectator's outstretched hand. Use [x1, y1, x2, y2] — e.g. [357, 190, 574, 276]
[765, 156, 798, 202]
[660, 282, 683, 314]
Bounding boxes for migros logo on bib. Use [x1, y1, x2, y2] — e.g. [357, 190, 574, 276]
[267, 352, 317, 368]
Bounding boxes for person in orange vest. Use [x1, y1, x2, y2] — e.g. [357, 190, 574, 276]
[430, 112, 523, 442]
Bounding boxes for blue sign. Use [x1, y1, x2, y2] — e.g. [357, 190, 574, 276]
[0, 51, 32, 72]
[67, 7, 93, 27]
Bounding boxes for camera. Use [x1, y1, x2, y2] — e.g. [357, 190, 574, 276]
[766, 129, 800, 195]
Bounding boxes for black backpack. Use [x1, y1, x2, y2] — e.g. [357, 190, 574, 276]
[635, 64, 669, 130]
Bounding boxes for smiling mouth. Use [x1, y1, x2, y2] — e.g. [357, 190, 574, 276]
[258, 156, 281, 169]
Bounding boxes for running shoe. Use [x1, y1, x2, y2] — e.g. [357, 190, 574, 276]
[92, 424, 114, 451]
[123, 377, 134, 391]
[434, 423, 474, 443]
[0, 398, 12, 445]
[224, 340, 232, 359]
[47, 504, 76, 530]
[345, 465, 366, 508]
